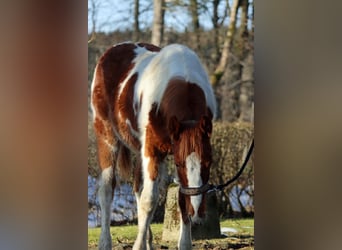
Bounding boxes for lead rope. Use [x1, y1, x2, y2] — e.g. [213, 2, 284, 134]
[179, 138, 254, 196]
[208, 138, 254, 193]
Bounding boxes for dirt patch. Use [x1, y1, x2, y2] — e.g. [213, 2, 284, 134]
[88, 233, 254, 249]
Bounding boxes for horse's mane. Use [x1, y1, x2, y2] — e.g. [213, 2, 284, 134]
[177, 125, 204, 161]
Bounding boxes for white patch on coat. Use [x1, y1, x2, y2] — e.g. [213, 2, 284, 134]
[186, 152, 203, 223]
[136, 44, 217, 140]
[100, 166, 114, 186]
[103, 139, 117, 153]
[117, 45, 156, 102]
[98, 166, 114, 250]
[126, 119, 139, 139]
[90, 64, 98, 121]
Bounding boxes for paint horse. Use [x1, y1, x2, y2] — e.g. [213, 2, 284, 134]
[91, 42, 216, 250]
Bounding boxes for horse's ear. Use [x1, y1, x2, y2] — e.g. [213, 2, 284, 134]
[169, 116, 180, 140]
[199, 115, 212, 137]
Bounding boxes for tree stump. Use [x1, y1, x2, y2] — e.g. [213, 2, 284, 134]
[162, 185, 221, 242]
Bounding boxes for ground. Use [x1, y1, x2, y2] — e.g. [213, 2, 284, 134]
[88, 218, 254, 250]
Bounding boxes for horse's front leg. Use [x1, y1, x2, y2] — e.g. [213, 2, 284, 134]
[178, 220, 192, 250]
[134, 192, 154, 250]
[178, 215, 192, 249]
[178, 194, 192, 250]
[133, 155, 160, 250]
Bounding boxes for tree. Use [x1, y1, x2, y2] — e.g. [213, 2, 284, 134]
[133, 0, 140, 41]
[88, 0, 101, 42]
[211, 0, 221, 63]
[151, 0, 165, 46]
[189, 0, 201, 50]
[238, 0, 254, 122]
[214, 0, 240, 82]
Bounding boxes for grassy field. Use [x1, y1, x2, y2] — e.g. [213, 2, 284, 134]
[88, 218, 254, 249]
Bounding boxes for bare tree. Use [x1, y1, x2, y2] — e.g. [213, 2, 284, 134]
[151, 0, 165, 46]
[211, 0, 221, 63]
[238, 0, 254, 122]
[213, 0, 240, 82]
[133, 0, 140, 41]
[189, 0, 201, 50]
[88, 0, 101, 42]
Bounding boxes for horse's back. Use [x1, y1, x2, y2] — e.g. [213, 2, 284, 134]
[91, 42, 159, 115]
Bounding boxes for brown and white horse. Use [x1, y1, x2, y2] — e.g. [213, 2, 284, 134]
[91, 42, 216, 250]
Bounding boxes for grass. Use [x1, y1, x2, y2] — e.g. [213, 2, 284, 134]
[88, 218, 254, 249]
[220, 218, 254, 235]
[88, 223, 164, 246]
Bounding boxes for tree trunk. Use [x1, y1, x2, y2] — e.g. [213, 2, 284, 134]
[189, 0, 200, 51]
[239, 53, 254, 122]
[151, 0, 165, 46]
[238, 0, 254, 122]
[88, 0, 99, 43]
[219, 59, 241, 121]
[212, 0, 220, 64]
[162, 185, 180, 241]
[133, 0, 140, 42]
[213, 0, 240, 83]
[162, 185, 221, 242]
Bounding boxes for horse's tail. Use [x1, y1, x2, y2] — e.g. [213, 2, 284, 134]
[116, 144, 132, 180]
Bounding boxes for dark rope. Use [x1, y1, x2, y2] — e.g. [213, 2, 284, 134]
[179, 138, 254, 196]
[214, 138, 254, 191]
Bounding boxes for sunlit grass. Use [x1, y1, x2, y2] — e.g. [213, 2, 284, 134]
[88, 218, 254, 248]
[220, 218, 254, 235]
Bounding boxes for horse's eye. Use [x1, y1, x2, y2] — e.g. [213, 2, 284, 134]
[175, 163, 180, 168]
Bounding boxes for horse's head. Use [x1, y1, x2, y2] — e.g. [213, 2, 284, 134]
[169, 115, 213, 224]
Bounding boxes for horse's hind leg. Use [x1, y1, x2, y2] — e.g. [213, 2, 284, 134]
[133, 157, 166, 250]
[93, 117, 118, 250]
[98, 165, 115, 250]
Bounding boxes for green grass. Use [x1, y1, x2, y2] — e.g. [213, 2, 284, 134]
[88, 218, 254, 248]
[88, 223, 164, 245]
[220, 218, 254, 235]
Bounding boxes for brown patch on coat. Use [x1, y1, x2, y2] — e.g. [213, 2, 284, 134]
[179, 192, 191, 223]
[197, 194, 206, 218]
[160, 78, 208, 123]
[178, 192, 195, 224]
[137, 43, 161, 52]
[144, 104, 172, 180]
[91, 43, 141, 177]
[117, 73, 138, 132]
[95, 138, 114, 170]
[133, 158, 142, 193]
[98, 43, 137, 101]
[93, 117, 105, 136]
[92, 85, 109, 120]
[116, 143, 132, 180]
[113, 72, 141, 151]
[93, 116, 117, 170]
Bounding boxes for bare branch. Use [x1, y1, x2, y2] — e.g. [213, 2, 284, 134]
[228, 79, 254, 91]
